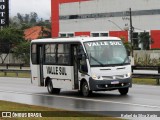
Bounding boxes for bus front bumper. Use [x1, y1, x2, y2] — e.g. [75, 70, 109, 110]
[89, 77, 132, 91]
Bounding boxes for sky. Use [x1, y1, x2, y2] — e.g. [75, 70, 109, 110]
[10, 0, 51, 20]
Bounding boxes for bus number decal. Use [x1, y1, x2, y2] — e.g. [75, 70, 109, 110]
[46, 66, 67, 76]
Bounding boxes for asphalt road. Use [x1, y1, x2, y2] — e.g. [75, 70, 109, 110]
[0, 77, 160, 119]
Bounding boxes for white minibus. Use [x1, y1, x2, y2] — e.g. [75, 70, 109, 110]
[30, 37, 132, 97]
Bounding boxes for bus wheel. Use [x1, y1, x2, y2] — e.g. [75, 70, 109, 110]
[53, 88, 60, 94]
[47, 80, 54, 94]
[118, 88, 129, 95]
[47, 80, 60, 94]
[81, 81, 92, 97]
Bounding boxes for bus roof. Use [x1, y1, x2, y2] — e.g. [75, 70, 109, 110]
[31, 36, 121, 43]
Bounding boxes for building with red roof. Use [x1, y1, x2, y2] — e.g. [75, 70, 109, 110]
[24, 26, 51, 41]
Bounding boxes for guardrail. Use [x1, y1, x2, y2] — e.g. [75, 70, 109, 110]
[0, 64, 30, 77]
[0, 63, 30, 69]
[0, 69, 30, 77]
[132, 66, 160, 85]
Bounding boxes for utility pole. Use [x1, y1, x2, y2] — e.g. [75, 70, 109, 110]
[129, 8, 133, 57]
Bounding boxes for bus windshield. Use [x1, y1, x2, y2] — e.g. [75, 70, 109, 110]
[84, 40, 130, 67]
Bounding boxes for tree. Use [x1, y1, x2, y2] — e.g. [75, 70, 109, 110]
[10, 12, 51, 30]
[10, 12, 39, 28]
[138, 31, 153, 50]
[12, 41, 30, 64]
[24, 14, 30, 23]
[17, 13, 24, 23]
[36, 19, 51, 29]
[0, 27, 25, 63]
[30, 12, 38, 25]
[0, 27, 24, 44]
[120, 36, 131, 55]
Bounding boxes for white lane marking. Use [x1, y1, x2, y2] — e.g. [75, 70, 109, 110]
[0, 90, 160, 109]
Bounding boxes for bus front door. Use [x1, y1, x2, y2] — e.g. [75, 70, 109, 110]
[37, 45, 44, 86]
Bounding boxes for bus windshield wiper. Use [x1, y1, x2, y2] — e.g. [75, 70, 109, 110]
[90, 55, 105, 66]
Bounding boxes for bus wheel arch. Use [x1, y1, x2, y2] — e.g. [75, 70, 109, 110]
[80, 79, 92, 97]
[45, 77, 51, 87]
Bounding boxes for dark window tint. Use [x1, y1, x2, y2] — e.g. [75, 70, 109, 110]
[45, 44, 56, 64]
[57, 44, 70, 65]
[31, 44, 37, 64]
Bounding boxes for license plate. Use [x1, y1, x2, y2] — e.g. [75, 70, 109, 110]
[111, 81, 119, 84]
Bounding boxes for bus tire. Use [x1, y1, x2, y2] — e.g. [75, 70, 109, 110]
[81, 81, 92, 97]
[47, 80, 60, 94]
[53, 88, 60, 94]
[118, 87, 129, 95]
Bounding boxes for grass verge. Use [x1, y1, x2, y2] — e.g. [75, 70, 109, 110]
[0, 100, 121, 120]
[132, 78, 159, 85]
[0, 72, 30, 78]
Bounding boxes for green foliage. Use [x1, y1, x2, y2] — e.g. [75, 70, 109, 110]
[10, 12, 51, 30]
[0, 27, 25, 55]
[0, 27, 24, 44]
[36, 20, 51, 29]
[16, 12, 38, 25]
[21, 23, 32, 30]
[133, 78, 158, 85]
[120, 36, 131, 54]
[138, 31, 153, 50]
[0, 27, 30, 64]
[12, 41, 30, 64]
[38, 26, 51, 39]
[2, 12, 51, 64]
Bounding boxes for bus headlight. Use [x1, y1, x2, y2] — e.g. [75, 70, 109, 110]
[92, 74, 97, 79]
[127, 73, 132, 77]
[92, 74, 102, 80]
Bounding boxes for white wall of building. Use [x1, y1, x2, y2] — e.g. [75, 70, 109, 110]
[59, 0, 160, 32]
[60, 0, 160, 15]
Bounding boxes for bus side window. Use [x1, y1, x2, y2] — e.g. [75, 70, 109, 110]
[64, 55, 69, 64]
[57, 44, 70, 65]
[80, 58, 88, 73]
[58, 55, 64, 64]
[44, 44, 56, 64]
[31, 44, 37, 64]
